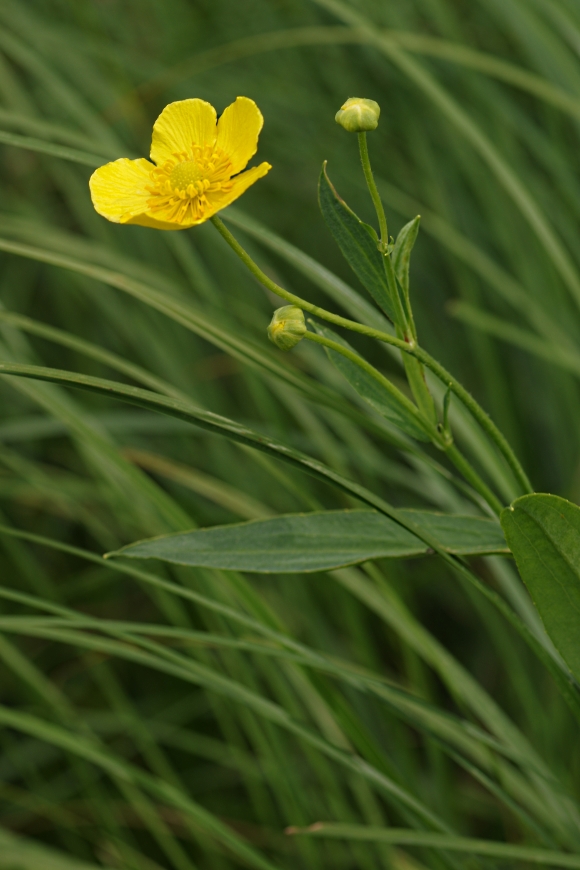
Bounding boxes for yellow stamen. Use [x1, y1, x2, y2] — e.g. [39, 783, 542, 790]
[146, 143, 234, 223]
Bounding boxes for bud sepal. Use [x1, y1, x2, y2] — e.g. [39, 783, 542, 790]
[267, 306, 306, 351]
[335, 98, 380, 133]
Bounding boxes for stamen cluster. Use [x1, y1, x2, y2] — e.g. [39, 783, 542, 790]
[146, 144, 234, 224]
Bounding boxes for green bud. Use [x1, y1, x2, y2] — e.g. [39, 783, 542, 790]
[335, 97, 380, 133]
[267, 306, 306, 351]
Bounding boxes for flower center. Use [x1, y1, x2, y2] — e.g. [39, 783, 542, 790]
[146, 144, 235, 224]
[169, 160, 205, 192]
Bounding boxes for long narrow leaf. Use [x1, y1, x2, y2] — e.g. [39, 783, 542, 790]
[288, 824, 580, 867]
[111, 509, 508, 572]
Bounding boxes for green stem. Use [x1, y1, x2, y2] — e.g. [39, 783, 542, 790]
[401, 352, 437, 425]
[304, 330, 503, 515]
[414, 349, 532, 495]
[211, 214, 409, 342]
[358, 133, 405, 328]
[303, 330, 437, 441]
[210, 215, 532, 496]
[358, 132, 388, 246]
[358, 134, 435, 423]
[444, 444, 503, 516]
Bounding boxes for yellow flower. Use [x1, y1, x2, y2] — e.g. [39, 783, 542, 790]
[89, 96, 271, 230]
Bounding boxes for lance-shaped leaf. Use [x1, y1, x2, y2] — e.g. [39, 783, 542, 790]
[311, 321, 430, 441]
[392, 215, 421, 297]
[501, 493, 580, 681]
[318, 163, 395, 321]
[111, 509, 509, 573]
[0, 360, 505, 579]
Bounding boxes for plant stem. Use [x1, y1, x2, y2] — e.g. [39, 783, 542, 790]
[211, 214, 409, 344]
[400, 350, 438, 424]
[444, 444, 503, 515]
[304, 330, 503, 515]
[210, 215, 533, 496]
[414, 348, 532, 495]
[358, 134, 436, 423]
[358, 132, 388, 246]
[303, 330, 437, 440]
[358, 132, 405, 326]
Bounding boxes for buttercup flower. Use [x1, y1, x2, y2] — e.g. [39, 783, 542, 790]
[89, 97, 271, 230]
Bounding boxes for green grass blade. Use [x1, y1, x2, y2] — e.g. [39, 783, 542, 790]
[0, 129, 105, 166]
[287, 824, 580, 867]
[0, 826, 117, 870]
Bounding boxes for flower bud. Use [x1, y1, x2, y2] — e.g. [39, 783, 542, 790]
[335, 97, 380, 133]
[267, 306, 306, 351]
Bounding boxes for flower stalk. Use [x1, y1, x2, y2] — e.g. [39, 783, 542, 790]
[211, 214, 532, 498]
[358, 132, 389, 249]
[304, 330, 504, 515]
[303, 329, 437, 441]
[358, 131, 436, 425]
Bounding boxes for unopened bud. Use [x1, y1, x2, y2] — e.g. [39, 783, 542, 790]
[267, 306, 306, 351]
[335, 97, 380, 133]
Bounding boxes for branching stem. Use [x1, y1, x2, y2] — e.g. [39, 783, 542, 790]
[303, 329, 435, 439]
[304, 330, 503, 515]
[211, 215, 533, 497]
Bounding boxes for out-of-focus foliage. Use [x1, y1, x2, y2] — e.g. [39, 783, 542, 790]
[1, 0, 580, 867]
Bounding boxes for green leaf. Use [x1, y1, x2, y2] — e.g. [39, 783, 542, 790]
[0, 525, 563, 830]
[0, 826, 117, 870]
[501, 493, 580, 680]
[0, 705, 278, 870]
[0, 128, 105, 166]
[111, 509, 508, 572]
[286, 823, 580, 868]
[0, 234, 407, 446]
[0, 360, 412, 517]
[0, 107, 120, 154]
[449, 300, 580, 378]
[392, 215, 420, 296]
[311, 321, 430, 441]
[318, 162, 394, 320]
[0, 359, 499, 571]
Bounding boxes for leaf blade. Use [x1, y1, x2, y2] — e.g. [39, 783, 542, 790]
[287, 823, 580, 868]
[392, 215, 420, 297]
[318, 163, 394, 320]
[501, 493, 580, 681]
[111, 509, 508, 572]
[0, 826, 117, 870]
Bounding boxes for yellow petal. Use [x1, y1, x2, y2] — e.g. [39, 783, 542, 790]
[150, 98, 217, 166]
[216, 96, 264, 175]
[89, 157, 154, 223]
[90, 158, 185, 230]
[199, 162, 272, 223]
[121, 212, 188, 231]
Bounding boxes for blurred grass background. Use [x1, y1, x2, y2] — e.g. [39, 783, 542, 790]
[1, 0, 580, 867]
